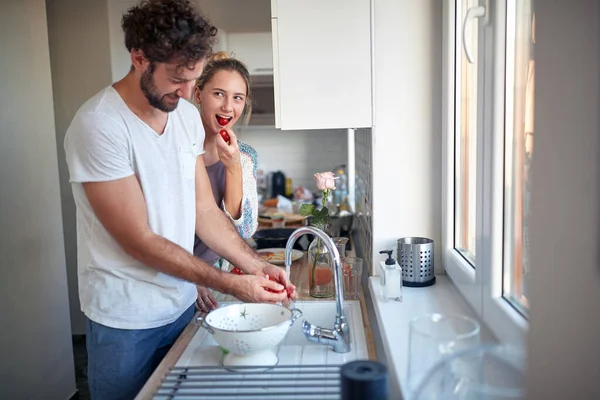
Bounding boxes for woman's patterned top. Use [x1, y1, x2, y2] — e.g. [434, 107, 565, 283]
[193, 141, 259, 268]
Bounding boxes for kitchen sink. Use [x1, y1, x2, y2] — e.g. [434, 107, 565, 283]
[175, 300, 368, 368]
[282, 300, 359, 345]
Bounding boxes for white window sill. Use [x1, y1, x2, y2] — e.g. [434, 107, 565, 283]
[368, 275, 497, 399]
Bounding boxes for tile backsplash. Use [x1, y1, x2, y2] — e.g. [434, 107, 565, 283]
[354, 128, 373, 275]
[237, 126, 348, 191]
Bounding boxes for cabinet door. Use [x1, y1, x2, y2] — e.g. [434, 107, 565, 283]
[273, 0, 372, 130]
[227, 33, 274, 76]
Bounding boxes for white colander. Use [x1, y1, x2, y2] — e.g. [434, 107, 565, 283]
[196, 303, 302, 370]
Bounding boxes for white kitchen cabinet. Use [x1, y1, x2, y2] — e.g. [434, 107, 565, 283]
[227, 32, 273, 75]
[214, 29, 229, 53]
[271, 0, 372, 130]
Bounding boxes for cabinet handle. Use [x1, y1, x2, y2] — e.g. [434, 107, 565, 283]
[462, 5, 486, 64]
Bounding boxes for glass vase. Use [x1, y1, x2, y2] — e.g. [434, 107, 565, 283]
[307, 237, 335, 298]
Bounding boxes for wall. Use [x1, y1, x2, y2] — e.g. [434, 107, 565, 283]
[371, 0, 443, 272]
[47, 0, 113, 334]
[107, 0, 140, 81]
[526, 0, 600, 397]
[237, 126, 348, 191]
[0, 1, 76, 398]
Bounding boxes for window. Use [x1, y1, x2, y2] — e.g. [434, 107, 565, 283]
[503, 0, 534, 315]
[443, 0, 533, 346]
[454, 0, 479, 267]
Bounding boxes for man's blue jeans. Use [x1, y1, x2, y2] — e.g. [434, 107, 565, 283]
[86, 305, 195, 400]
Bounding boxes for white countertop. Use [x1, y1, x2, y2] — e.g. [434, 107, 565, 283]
[162, 300, 369, 399]
[175, 300, 368, 368]
[368, 275, 497, 399]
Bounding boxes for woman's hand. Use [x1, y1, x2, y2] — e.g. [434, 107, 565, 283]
[196, 286, 219, 313]
[216, 127, 241, 171]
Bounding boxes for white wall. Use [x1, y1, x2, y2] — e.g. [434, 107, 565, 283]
[47, 0, 113, 334]
[237, 126, 348, 191]
[108, 0, 140, 81]
[214, 28, 229, 52]
[526, 0, 600, 397]
[371, 0, 443, 273]
[0, 1, 76, 398]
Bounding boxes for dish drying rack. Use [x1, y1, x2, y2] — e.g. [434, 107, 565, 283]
[152, 364, 343, 400]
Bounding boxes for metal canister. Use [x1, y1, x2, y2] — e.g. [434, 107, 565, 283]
[397, 237, 436, 287]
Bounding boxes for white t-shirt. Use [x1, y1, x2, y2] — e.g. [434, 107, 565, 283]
[64, 86, 204, 329]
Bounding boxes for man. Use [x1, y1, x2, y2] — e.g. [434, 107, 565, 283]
[64, 1, 295, 398]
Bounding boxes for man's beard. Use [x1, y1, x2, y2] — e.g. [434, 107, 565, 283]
[140, 64, 179, 112]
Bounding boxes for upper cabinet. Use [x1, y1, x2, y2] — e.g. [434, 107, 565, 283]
[271, 0, 373, 130]
[227, 32, 274, 76]
[224, 33, 277, 126]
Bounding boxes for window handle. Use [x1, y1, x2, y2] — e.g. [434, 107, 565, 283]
[462, 5, 486, 64]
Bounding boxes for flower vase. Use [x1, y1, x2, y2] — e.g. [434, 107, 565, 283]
[307, 236, 335, 298]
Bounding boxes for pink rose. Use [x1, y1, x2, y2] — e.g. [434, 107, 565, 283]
[314, 172, 337, 190]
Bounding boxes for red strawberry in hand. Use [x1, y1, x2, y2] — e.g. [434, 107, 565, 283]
[265, 276, 284, 294]
[219, 129, 231, 144]
[231, 270, 292, 298]
[264, 276, 294, 299]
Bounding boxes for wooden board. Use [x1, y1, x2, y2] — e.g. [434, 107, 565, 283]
[257, 212, 306, 226]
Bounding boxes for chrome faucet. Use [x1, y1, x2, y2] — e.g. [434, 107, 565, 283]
[285, 226, 350, 353]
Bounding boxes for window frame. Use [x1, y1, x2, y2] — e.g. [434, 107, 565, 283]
[443, 0, 483, 317]
[442, 0, 528, 348]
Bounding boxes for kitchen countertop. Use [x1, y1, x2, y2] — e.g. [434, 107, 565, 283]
[135, 249, 376, 400]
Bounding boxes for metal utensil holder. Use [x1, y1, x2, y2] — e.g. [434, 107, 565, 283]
[397, 237, 436, 287]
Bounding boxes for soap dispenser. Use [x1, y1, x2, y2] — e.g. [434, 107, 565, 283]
[379, 250, 403, 302]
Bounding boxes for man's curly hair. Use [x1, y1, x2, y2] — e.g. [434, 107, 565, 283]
[122, 0, 217, 68]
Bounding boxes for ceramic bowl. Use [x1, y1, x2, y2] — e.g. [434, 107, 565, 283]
[196, 303, 302, 370]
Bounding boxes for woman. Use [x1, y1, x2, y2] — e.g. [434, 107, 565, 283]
[192, 52, 260, 312]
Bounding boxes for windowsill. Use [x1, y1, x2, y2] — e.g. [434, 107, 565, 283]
[368, 275, 498, 399]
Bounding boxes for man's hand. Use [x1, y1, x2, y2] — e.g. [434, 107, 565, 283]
[196, 286, 218, 313]
[230, 274, 289, 303]
[255, 263, 298, 304]
[193, 155, 297, 303]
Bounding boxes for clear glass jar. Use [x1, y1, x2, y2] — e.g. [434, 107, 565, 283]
[307, 237, 335, 298]
[332, 236, 349, 258]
